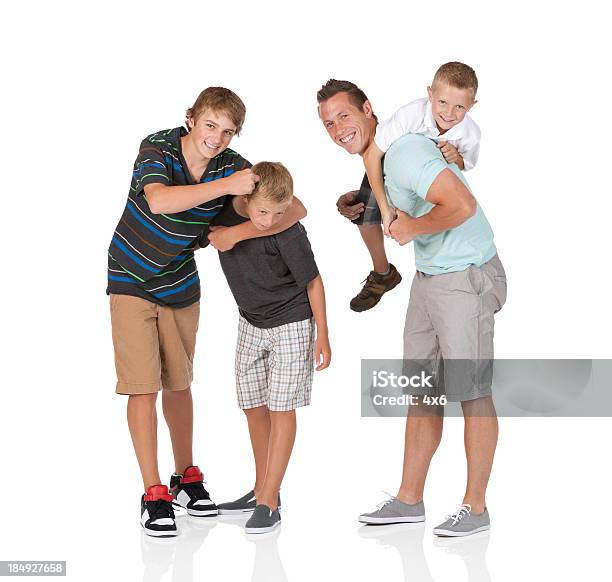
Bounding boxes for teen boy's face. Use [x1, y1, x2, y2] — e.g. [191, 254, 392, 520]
[246, 195, 291, 231]
[427, 83, 476, 132]
[187, 109, 237, 160]
[319, 92, 375, 156]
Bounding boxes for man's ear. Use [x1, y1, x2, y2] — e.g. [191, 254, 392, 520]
[363, 99, 374, 118]
[186, 116, 195, 130]
[467, 99, 478, 111]
[427, 86, 433, 101]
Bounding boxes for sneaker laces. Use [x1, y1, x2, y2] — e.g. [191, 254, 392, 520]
[375, 492, 397, 510]
[147, 499, 175, 522]
[357, 273, 380, 298]
[447, 504, 471, 525]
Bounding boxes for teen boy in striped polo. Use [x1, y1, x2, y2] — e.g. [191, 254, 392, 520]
[107, 87, 307, 537]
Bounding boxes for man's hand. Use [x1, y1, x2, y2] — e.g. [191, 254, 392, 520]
[223, 168, 260, 196]
[314, 332, 331, 371]
[389, 209, 418, 246]
[437, 141, 461, 166]
[336, 190, 365, 221]
[208, 225, 238, 252]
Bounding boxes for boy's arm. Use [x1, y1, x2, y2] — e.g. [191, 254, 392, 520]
[208, 196, 307, 252]
[363, 143, 396, 236]
[144, 169, 259, 214]
[306, 275, 331, 371]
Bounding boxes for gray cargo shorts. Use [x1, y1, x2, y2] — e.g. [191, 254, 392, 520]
[402, 254, 507, 402]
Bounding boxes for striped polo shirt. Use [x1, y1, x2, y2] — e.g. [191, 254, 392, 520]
[107, 127, 250, 308]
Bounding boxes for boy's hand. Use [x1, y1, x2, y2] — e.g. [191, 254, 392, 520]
[224, 168, 260, 196]
[314, 332, 331, 371]
[389, 209, 417, 246]
[437, 141, 461, 165]
[208, 225, 237, 252]
[336, 190, 365, 221]
[381, 206, 397, 237]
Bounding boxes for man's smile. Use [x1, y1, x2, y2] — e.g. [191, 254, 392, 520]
[339, 131, 356, 144]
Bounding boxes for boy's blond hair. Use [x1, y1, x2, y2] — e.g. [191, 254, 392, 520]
[249, 162, 293, 204]
[432, 62, 478, 97]
[186, 87, 246, 135]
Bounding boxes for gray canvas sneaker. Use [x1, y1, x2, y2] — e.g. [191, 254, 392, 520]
[245, 504, 281, 534]
[359, 496, 426, 525]
[218, 490, 282, 515]
[433, 504, 490, 537]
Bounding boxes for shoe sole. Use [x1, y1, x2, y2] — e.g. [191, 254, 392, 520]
[141, 524, 179, 538]
[433, 524, 490, 537]
[358, 515, 425, 525]
[245, 521, 281, 534]
[350, 274, 403, 312]
[172, 501, 217, 517]
[218, 507, 255, 515]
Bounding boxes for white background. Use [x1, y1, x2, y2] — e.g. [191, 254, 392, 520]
[2, 1, 611, 580]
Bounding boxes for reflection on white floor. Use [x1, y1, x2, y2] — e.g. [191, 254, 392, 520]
[141, 517, 216, 582]
[359, 523, 491, 582]
[140, 514, 288, 582]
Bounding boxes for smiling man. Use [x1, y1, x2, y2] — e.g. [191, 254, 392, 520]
[317, 79, 507, 537]
[318, 81, 402, 312]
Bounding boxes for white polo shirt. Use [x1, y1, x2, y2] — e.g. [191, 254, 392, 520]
[374, 97, 481, 171]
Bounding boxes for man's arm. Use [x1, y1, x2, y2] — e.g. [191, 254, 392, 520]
[389, 168, 477, 245]
[208, 196, 308, 251]
[145, 169, 259, 214]
[306, 275, 331, 371]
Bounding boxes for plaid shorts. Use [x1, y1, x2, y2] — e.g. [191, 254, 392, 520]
[352, 173, 382, 226]
[235, 316, 315, 411]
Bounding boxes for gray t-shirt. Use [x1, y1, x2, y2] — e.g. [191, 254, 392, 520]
[210, 200, 319, 328]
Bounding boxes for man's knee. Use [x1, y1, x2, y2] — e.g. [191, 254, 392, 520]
[408, 395, 444, 418]
[461, 395, 496, 418]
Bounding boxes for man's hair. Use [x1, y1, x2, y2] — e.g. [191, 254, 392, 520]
[186, 87, 246, 136]
[317, 79, 377, 121]
[432, 62, 478, 96]
[249, 162, 293, 204]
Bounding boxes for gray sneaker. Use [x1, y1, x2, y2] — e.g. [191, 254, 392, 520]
[433, 504, 490, 537]
[359, 497, 426, 525]
[245, 504, 281, 534]
[218, 490, 282, 515]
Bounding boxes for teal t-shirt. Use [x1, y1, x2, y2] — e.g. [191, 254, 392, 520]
[384, 133, 496, 275]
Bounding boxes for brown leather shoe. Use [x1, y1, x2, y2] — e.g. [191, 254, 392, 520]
[350, 264, 402, 312]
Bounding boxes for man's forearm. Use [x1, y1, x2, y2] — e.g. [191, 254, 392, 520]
[411, 201, 475, 236]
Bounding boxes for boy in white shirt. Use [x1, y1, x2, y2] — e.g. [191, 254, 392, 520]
[364, 62, 481, 234]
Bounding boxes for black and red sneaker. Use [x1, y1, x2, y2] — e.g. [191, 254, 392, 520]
[140, 484, 178, 537]
[169, 466, 217, 517]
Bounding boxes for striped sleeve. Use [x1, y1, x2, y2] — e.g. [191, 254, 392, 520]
[132, 141, 171, 195]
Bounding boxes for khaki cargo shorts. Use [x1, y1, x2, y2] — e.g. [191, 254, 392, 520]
[109, 294, 200, 395]
[402, 254, 507, 402]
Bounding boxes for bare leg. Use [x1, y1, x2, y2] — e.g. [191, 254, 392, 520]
[357, 224, 389, 273]
[127, 393, 161, 490]
[162, 387, 194, 474]
[396, 398, 444, 504]
[257, 410, 296, 510]
[462, 396, 498, 514]
[243, 406, 271, 496]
